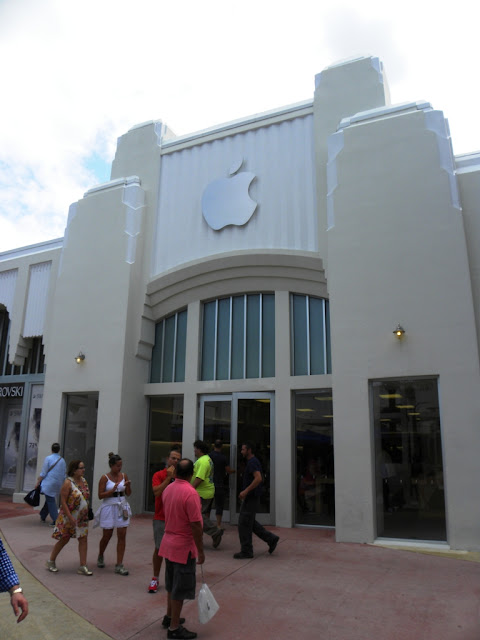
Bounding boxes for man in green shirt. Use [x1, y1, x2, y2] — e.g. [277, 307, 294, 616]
[192, 440, 224, 549]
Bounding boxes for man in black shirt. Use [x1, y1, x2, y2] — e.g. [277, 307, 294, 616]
[233, 441, 279, 559]
[209, 440, 234, 530]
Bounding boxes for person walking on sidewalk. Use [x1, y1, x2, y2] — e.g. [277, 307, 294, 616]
[209, 440, 235, 530]
[148, 448, 181, 594]
[159, 458, 204, 640]
[233, 442, 279, 559]
[0, 536, 28, 623]
[192, 440, 223, 549]
[96, 452, 132, 575]
[47, 460, 93, 575]
[36, 442, 66, 526]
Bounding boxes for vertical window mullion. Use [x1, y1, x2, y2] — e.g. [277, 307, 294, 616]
[36, 340, 42, 374]
[229, 297, 233, 380]
[290, 294, 294, 376]
[3, 320, 11, 376]
[172, 313, 178, 381]
[306, 295, 311, 375]
[322, 299, 327, 374]
[160, 321, 165, 382]
[213, 299, 218, 380]
[243, 294, 247, 379]
[259, 293, 263, 376]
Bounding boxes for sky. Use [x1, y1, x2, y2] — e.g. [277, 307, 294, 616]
[0, 0, 478, 252]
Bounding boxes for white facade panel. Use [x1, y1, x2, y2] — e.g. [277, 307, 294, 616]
[0, 269, 18, 312]
[152, 114, 317, 275]
[23, 261, 52, 337]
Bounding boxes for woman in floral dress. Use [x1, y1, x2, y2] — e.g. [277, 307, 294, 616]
[46, 460, 93, 575]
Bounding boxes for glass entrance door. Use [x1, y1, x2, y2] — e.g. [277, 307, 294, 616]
[199, 392, 274, 525]
[373, 378, 446, 541]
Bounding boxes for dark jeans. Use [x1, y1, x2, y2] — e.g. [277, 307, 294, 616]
[238, 494, 276, 555]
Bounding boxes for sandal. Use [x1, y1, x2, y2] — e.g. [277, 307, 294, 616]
[115, 564, 129, 575]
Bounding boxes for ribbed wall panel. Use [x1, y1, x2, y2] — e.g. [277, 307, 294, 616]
[0, 269, 18, 312]
[23, 262, 52, 337]
[152, 114, 317, 276]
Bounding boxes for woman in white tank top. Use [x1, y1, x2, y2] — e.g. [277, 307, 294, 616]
[96, 452, 132, 575]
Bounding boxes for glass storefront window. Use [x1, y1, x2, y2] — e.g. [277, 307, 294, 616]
[146, 396, 184, 511]
[295, 390, 335, 526]
[201, 294, 275, 381]
[372, 377, 446, 541]
[291, 295, 331, 376]
[150, 309, 187, 383]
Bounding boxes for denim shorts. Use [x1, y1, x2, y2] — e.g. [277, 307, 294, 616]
[165, 554, 196, 600]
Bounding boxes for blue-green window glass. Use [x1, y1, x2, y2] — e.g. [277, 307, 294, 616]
[292, 295, 308, 375]
[325, 300, 332, 374]
[201, 301, 216, 381]
[216, 298, 231, 380]
[246, 294, 260, 378]
[150, 322, 164, 383]
[309, 296, 325, 374]
[201, 294, 275, 381]
[163, 315, 176, 383]
[291, 295, 331, 375]
[150, 309, 187, 383]
[231, 296, 245, 379]
[262, 294, 275, 378]
[174, 310, 187, 382]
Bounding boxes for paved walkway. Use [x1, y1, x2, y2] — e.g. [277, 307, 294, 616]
[1, 495, 480, 639]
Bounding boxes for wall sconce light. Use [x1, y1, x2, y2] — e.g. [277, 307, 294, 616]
[75, 352, 85, 364]
[393, 324, 405, 339]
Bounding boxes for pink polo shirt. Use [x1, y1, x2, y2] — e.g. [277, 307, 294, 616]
[159, 478, 202, 564]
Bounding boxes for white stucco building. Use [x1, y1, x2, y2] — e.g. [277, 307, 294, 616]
[1, 56, 480, 549]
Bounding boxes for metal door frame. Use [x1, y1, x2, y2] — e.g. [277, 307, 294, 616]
[198, 392, 275, 525]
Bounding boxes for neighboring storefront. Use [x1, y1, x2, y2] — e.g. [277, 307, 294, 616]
[1, 56, 480, 550]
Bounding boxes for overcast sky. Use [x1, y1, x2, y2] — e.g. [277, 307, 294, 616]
[0, 0, 478, 252]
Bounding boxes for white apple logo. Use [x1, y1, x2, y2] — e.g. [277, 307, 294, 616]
[201, 158, 257, 230]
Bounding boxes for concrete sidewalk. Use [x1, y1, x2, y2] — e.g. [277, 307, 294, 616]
[1, 499, 480, 639]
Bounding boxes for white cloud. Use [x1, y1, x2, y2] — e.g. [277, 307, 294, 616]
[0, 0, 478, 252]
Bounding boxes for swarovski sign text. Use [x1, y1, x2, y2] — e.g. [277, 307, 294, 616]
[0, 384, 24, 398]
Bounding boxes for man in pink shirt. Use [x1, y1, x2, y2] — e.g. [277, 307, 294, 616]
[159, 458, 204, 640]
[149, 448, 182, 594]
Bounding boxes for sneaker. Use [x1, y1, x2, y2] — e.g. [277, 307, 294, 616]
[115, 564, 129, 575]
[233, 551, 253, 559]
[268, 535, 279, 554]
[97, 555, 105, 568]
[46, 560, 58, 572]
[212, 528, 223, 549]
[167, 625, 197, 639]
[148, 577, 159, 593]
[77, 565, 93, 576]
[162, 615, 186, 628]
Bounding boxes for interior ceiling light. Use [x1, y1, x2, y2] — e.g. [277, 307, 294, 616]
[379, 394, 402, 399]
[396, 404, 415, 409]
[74, 352, 85, 364]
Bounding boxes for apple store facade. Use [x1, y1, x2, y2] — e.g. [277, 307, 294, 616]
[2, 56, 480, 550]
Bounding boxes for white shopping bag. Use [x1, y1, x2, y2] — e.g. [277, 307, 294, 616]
[198, 566, 219, 624]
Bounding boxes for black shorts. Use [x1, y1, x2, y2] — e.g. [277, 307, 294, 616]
[165, 554, 196, 600]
